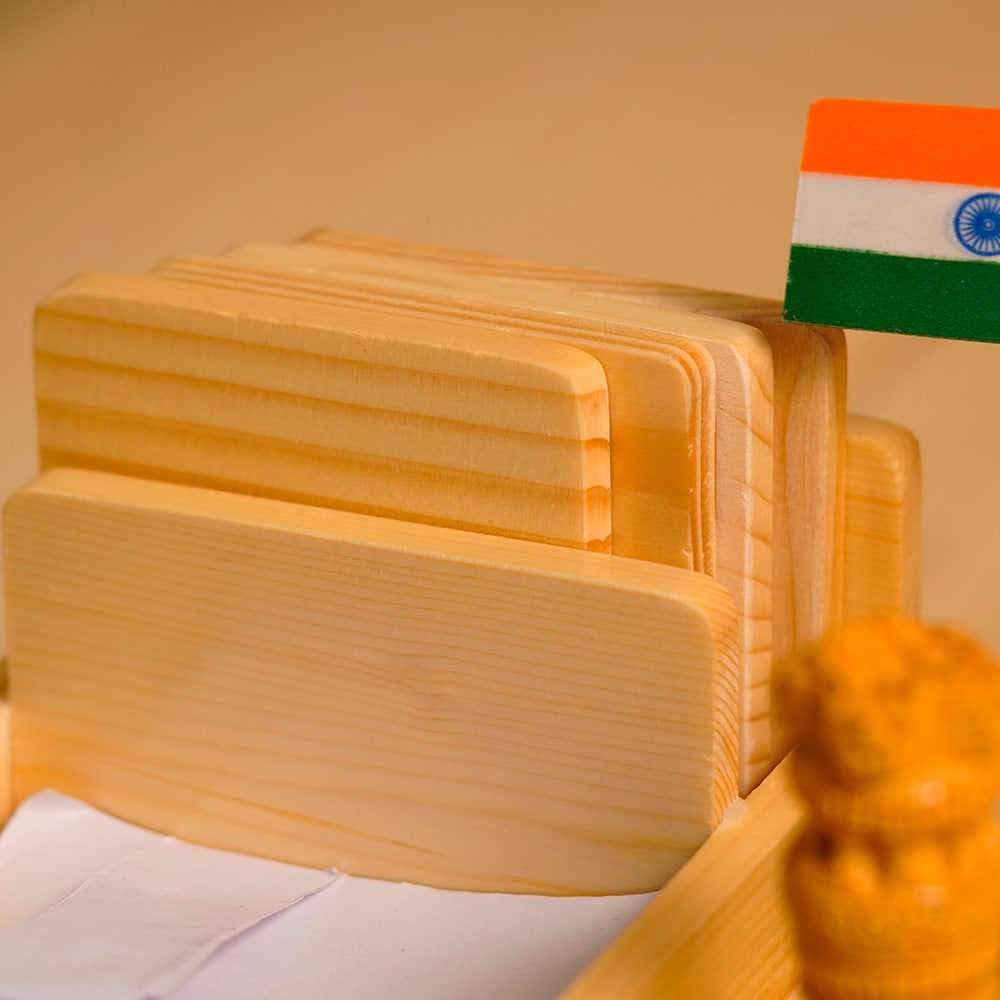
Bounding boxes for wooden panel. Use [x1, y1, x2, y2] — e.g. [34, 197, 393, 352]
[152, 252, 714, 576]
[36, 273, 612, 552]
[154, 243, 776, 793]
[699, 309, 846, 763]
[697, 309, 846, 658]
[4, 468, 740, 894]
[298, 230, 844, 782]
[297, 239, 838, 660]
[842, 414, 921, 623]
[558, 759, 803, 1000]
[0, 661, 9, 827]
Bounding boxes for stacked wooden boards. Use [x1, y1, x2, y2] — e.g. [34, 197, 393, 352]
[151, 242, 777, 791]
[4, 467, 739, 893]
[6, 233, 753, 887]
[3, 231, 921, 898]
[35, 274, 613, 552]
[152, 231, 859, 784]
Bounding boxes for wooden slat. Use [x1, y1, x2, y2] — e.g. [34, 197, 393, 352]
[301, 236, 842, 666]
[702, 308, 845, 762]
[36, 273, 612, 552]
[0, 660, 9, 827]
[154, 244, 776, 793]
[152, 252, 716, 575]
[841, 414, 921, 623]
[4, 468, 740, 894]
[688, 306, 846, 660]
[557, 758, 804, 1000]
[300, 230, 843, 781]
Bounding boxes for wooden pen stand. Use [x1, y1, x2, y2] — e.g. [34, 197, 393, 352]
[0, 231, 923, 998]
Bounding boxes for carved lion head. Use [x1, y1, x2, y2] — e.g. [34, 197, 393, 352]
[775, 618, 1000, 787]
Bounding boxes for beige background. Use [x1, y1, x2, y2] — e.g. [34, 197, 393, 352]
[3, 0, 1000, 652]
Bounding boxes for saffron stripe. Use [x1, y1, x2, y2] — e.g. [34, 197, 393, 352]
[800, 99, 1000, 189]
[783, 245, 1000, 343]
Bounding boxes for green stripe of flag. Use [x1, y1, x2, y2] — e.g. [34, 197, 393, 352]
[783, 245, 1000, 343]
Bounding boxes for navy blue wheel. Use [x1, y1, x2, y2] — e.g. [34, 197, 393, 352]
[954, 192, 1000, 256]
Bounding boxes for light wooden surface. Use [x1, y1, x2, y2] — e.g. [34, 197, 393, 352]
[162, 240, 777, 792]
[154, 249, 716, 575]
[302, 230, 843, 672]
[842, 415, 921, 623]
[747, 318, 846, 761]
[557, 758, 803, 1000]
[296, 230, 852, 784]
[5, 467, 740, 894]
[710, 314, 846, 659]
[37, 272, 612, 550]
[0, 663, 8, 827]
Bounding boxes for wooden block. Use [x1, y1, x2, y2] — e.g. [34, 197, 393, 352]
[694, 306, 846, 659]
[154, 243, 776, 793]
[152, 251, 718, 576]
[557, 759, 803, 1000]
[4, 468, 740, 894]
[0, 660, 9, 827]
[36, 273, 612, 552]
[300, 230, 844, 783]
[841, 415, 921, 623]
[303, 229, 840, 652]
[690, 306, 846, 764]
[300, 227, 697, 293]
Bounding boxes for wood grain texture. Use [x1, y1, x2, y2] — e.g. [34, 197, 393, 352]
[152, 250, 715, 576]
[710, 313, 846, 656]
[299, 232, 847, 781]
[36, 273, 612, 552]
[842, 415, 921, 623]
[296, 240, 841, 678]
[557, 759, 803, 1000]
[704, 311, 846, 765]
[289, 232, 776, 791]
[0, 662, 8, 827]
[297, 240, 840, 669]
[4, 468, 740, 894]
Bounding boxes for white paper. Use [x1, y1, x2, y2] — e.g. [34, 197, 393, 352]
[0, 792, 654, 1000]
[0, 793, 336, 1000]
[167, 868, 653, 1000]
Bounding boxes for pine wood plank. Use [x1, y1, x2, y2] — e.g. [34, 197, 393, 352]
[154, 244, 776, 793]
[0, 661, 9, 826]
[699, 308, 846, 659]
[4, 468, 740, 894]
[697, 307, 845, 763]
[557, 758, 803, 1000]
[297, 234, 841, 664]
[299, 237, 841, 659]
[36, 273, 612, 552]
[152, 252, 714, 576]
[842, 415, 921, 623]
[299, 230, 844, 780]
[302, 232, 840, 637]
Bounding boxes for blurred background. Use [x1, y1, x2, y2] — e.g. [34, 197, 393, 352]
[3, 0, 1000, 651]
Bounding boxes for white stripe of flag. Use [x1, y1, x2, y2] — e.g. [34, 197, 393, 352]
[791, 173, 1000, 262]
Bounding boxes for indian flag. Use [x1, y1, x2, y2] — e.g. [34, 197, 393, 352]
[784, 99, 1000, 343]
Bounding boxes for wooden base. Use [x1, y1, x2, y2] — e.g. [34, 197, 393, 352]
[842, 415, 921, 622]
[558, 759, 803, 1000]
[5, 468, 739, 894]
[154, 242, 778, 794]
